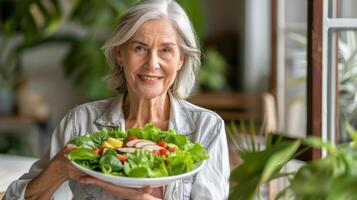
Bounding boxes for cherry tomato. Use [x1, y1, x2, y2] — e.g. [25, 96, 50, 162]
[159, 148, 169, 156]
[127, 136, 138, 142]
[168, 146, 176, 152]
[117, 154, 127, 162]
[158, 141, 168, 148]
[152, 150, 160, 155]
[93, 147, 100, 154]
[98, 145, 106, 155]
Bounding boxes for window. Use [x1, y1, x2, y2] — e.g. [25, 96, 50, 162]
[275, 0, 357, 158]
[322, 0, 357, 146]
[275, 0, 308, 137]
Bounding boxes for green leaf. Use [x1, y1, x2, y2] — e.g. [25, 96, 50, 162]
[229, 140, 300, 200]
[177, 0, 206, 39]
[68, 148, 99, 162]
[149, 162, 169, 177]
[69, 135, 96, 149]
[260, 140, 300, 183]
[90, 129, 109, 147]
[101, 164, 112, 174]
[304, 136, 338, 155]
[123, 150, 166, 177]
[173, 135, 189, 148]
[142, 123, 159, 140]
[291, 157, 335, 199]
[327, 174, 357, 200]
[62, 40, 113, 98]
[228, 175, 260, 200]
[102, 147, 117, 157]
[100, 154, 122, 172]
[127, 127, 142, 138]
[108, 128, 127, 139]
[128, 166, 149, 177]
[186, 142, 209, 162]
[198, 48, 229, 91]
[167, 150, 194, 175]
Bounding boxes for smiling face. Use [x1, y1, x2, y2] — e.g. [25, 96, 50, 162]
[116, 18, 184, 99]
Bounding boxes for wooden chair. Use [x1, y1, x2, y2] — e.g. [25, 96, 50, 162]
[188, 92, 277, 134]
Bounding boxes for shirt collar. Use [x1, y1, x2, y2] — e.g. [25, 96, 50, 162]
[95, 94, 125, 129]
[95, 92, 195, 135]
[168, 92, 196, 135]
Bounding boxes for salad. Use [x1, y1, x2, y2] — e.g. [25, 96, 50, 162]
[67, 124, 208, 178]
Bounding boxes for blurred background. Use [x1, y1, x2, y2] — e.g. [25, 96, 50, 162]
[1, 0, 357, 199]
[0, 0, 274, 157]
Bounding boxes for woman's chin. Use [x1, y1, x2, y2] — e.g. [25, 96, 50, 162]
[135, 89, 166, 100]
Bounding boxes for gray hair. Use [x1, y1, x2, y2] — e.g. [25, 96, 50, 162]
[102, 0, 201, 99]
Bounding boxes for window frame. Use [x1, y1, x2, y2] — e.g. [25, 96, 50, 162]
[320, 0, 357, 151]
[273, 0, 357, 159]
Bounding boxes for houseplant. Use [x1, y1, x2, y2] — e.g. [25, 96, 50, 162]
[337, 31, 357, 142]
[0, 0, 138, 98]
[227, 121, 357, 200]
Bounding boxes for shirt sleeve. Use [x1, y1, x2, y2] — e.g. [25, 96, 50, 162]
[3, 110, 76, 200]
[191, 119, 230, 200]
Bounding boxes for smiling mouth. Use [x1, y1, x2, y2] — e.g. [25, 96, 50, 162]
[138, 75, 163, 81]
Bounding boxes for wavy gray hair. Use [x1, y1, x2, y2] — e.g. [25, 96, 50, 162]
[102, 0, 201, 99]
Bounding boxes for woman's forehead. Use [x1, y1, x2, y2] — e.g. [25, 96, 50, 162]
[130, 19, 179, 45]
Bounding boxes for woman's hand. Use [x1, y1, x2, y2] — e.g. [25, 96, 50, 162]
[25, 144, 86, 200]
[51, 144, 86, 181]
[79, 176, 162, 200]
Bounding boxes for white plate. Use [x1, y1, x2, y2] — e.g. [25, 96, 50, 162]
[70, 160, 205, 188]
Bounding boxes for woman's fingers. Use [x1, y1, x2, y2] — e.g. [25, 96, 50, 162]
[78, 176, 161, 200]
[79, 176, 131, 194]
[67, 163, 86, 179]
[142, 186, 153, 194]
[64, 144, 78, 153]
[53, 144, 84, 180]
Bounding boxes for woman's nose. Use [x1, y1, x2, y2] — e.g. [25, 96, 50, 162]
[145, 50, 160, 70]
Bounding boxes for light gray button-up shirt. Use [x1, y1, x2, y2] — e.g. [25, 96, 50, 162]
[4, 93, 230, 200]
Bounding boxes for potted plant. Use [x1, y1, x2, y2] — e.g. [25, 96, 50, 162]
[1, 0, 140, 98]
[227, 121, 357, 200]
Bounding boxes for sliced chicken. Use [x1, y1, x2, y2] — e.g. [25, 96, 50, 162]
[126, 139, 148, 147]
[116, 147, 137, 153]
[135, 141, 155, 148]
[142, 144, 164, 152]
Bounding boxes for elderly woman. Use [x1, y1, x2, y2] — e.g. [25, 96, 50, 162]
[4, 0, 230, 199]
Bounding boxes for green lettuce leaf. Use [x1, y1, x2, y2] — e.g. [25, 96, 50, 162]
[67, 124, 209, 178]
[99, 155, 122, 173]
[68, 148, 99, 162]
[90, 129, 109, 147]
[167, 150, 194, 175]
[69, 135, 96, 149]
[99, 147, 123, 173]
[124, 150, 166, 177]
[186, 142, 209, 162]
[108, 128, 126, 139]
[127, 127, 142, 138]
[143, 124, 160, 141]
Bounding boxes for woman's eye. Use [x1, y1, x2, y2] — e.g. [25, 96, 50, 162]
[162, 48, 172, 53]
[134, 46, 146, 52]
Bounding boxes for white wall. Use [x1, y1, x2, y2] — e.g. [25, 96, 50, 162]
[22, 44, 88, 126]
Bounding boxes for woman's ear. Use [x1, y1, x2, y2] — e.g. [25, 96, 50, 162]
[178, 54, 184, 70]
